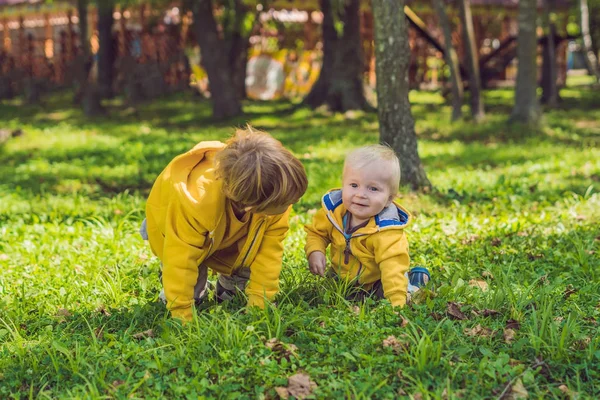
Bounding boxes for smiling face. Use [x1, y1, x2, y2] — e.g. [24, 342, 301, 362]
[341, 162, 395, 225]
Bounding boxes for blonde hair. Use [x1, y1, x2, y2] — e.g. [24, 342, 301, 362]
[215, 125, 308, 212]
[344, 144, 401, 194]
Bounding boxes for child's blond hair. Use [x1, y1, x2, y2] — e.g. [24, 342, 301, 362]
[215, 126, 308, 212]
[344, 144, 401, 195]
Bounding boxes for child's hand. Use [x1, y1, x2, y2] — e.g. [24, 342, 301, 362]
[308, 251, 327, 277]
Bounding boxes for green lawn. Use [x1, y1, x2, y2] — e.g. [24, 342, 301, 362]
[0, 84, 599, 399]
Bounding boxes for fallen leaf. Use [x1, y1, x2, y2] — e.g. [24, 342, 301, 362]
[506, 319, 521, 330]
[286, 373, 317, 399]
[430, 312, 444, 321]
[265, 338, 298, 362]
[132, 329, 154, 339]
[482, 271, 495, 279]
[554, 316, 564, 323]
[95, 305, 111, 316]
[383, 335, 409, 353]
[469, 279, 489, 291]
[517, 231, 529, 237]
[442, 388, 449, 400]
[319, 321, 326, 328]
[447, 302, 467, 320]
[558, 384, 576, 397]
[275, 386, 290, 399]
[413, 393, 423, 400]
[505, 378, 529, 399]
[473, 309, 500, 317]
[94, 327, 104, 340]
[563, 285, 577, 299]
[464, 324, 493, 337]
[398, 315, 409, 327]
[491, 237, 502, 247]
[55, 308, 72, 318]
[111, 380, 125, 388]
[397, 388, 407, 396]
[461, 235, 479, 245]
[351, 305, 360, 315]
[573, 337, 591, 350]
[504, 328, 516, 344]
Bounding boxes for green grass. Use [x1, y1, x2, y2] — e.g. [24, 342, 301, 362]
[0, 85, 599, 399]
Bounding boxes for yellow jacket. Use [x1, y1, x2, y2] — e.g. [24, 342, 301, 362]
[145, 141, 290, 320]
[305, 189, 411, 307]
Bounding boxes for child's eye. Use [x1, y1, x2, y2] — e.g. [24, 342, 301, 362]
[369, 187, 379, 192]
[350, 183, 358, 188]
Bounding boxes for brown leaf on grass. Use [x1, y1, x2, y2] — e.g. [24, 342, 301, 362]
[94, 327, 104, 340]
[274, 387, 289, 399]
[472, 308, 500, 317]
[398, 315, 409, 327]
[482, 271, 495, 279]
[506, 319, 521, 330]
[319, 321, 326, 328]
[351, 305, 360, 315]
[111, 380, 125, 388]
[397, 388, 407, 396]
[413, 393, 424, 400]
[469, 279, 489, 291]
[55, 308, 72, 318]
[504, 328, 516, 344]
[95, 305, 111, 316]
[563, 285, 577, 299]
[132, 329, 155, 340]
[554, 316, 564, 323]
[383, 335, 409, 353]
[573, 337, 591, 350]
[284, 373, 317, 399]
[503, 378, 529, 399]
[430, 312, 444, 321]
[491, 237, 502, 247]
[461, 235, 479, 245]
[517, 231, 529, 237]
[447, 302, 467, 320]
[464, 324, 494, 337]
[558, 384, 576, 397]
[584, 317, 597, 326]
[265, 338, 298, 362]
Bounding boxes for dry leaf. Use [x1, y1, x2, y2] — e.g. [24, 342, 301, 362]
[558, 384, 576, 397]
[351, 305, 360, 315]
[399, 315, 409, 328]
[447, 302, 467, 320]
[95, 305, 111, 316]
[383, 335, 409, 353]
[461, 235, 479, 245]
[94, 327, 104, 340]
[132, 329, 155, 340]
[482, 271, 495, 279]
[469, 279, 489, 291]
[517, 231, 529, 237]
[506, 319, 521, 330]
[112, 380, 125, 388]
[464, 324, 493, 337]
[413, 393, 423, 400]
[573, 337, 591, 350]
[504, 328, 516, 344]
[397, 388, 407, 396]
[441, 388, 449, 400]
[286, 373, 317, 399]
[55, 308, 72, 318]
[506, 378, 529, 399]
[265, 338, 298, 362]
[563, 285, 577, 299]
[275, 386, 290, 399]
[491, 237, 502, 246]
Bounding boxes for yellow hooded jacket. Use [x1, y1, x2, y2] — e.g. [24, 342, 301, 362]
[305, 189, 411, 307]
[145, 141, 290, 321]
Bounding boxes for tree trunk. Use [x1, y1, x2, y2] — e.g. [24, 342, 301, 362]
[227, 0, 250, 100]
[372, 0, 430, 190]
[302, 0, 371, 112]
[579, 0, 600, 82]
[78, 0, 90, 58]
[510, 0, 541, 125]
[458, 0, 484, 122]
[541, 0, 559, 107]
[192, 0, 242, 119]
[97, 0, 115, 99]
[432, 0, 463, 121]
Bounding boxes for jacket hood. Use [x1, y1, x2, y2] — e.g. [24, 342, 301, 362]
[321, 189, 411, 232]
[170, 141, 226, 232]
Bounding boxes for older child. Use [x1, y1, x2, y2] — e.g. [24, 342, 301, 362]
[305, 145, 429, 307]
[142, 126, 308, 321]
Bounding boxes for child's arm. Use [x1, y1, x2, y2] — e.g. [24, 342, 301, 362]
[304, 207, 332, 275]
[245, 208, 291, 308]
[373, 231, 410, 307]
[161, 201, 210, 321]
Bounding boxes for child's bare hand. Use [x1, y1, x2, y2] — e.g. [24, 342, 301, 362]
[308, 251, 327, 277]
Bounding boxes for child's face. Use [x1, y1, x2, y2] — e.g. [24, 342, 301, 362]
[341, 163, 394, 223]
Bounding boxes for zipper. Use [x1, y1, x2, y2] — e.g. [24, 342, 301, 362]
[239, 218, 265, 268]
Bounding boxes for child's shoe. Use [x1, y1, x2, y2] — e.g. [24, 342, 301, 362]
[406, 266, 431, 293]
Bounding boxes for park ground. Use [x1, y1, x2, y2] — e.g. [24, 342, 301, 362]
[0, 78, 599, 398]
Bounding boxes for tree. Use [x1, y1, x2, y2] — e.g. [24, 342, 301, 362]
[372, 0, 430, 190]
[541, 0, 559, 107]
[190, 0, 244, 118]
[458, 0, 484, 122]
[302, 0, 371, 112]
[510, 0, 541, 125]
[432, 0, 463, 121]
[97, 0, 116, 99]
[579, 0, 600, 82]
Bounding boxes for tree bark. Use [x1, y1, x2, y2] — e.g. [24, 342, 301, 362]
[579, 0, 600, 82]
[458, 0, 484, 122]
[510, 0, 541, 125]
[372, 0, 430, 190]
[541, 0, 559, 107]
[302, 0, 371, 112]
[432, 0, 463, 121]
[192, 0, 242, 119]
[97, 0, 115, 99]
[78, 0, 90, 57]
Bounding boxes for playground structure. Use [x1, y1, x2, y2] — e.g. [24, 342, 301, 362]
[0, 0, 575, 102]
